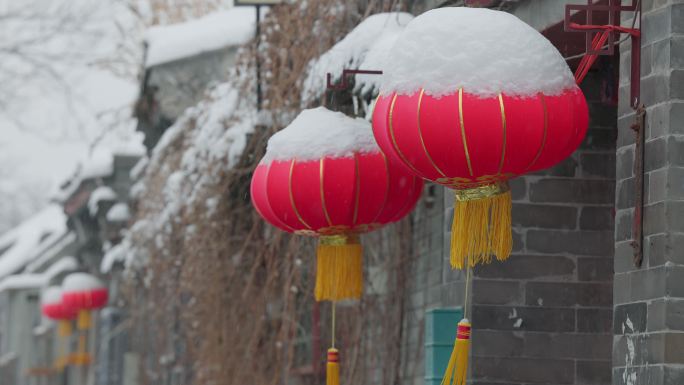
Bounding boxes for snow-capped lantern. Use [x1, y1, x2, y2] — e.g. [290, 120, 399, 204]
[372, 8, 588, 385]
[62, 273, 108, 366]
[62, 273, 108, 315]
[251, 107, 423, 385]
[42, 286, 76, 322]
[41, 287, 75, 370]
[374, 7, 587, 268]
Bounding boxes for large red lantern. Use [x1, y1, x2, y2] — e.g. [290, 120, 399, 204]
[251, 107, 423, 385]
[372, 7, 588, 385]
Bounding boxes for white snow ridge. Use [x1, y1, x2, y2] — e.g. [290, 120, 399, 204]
[262, 107, 379, 163]
[380, 7, 576, 98]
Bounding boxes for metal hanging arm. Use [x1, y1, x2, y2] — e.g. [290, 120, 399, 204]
[565, 0, 642, 108]
[326, 69, 383, 90]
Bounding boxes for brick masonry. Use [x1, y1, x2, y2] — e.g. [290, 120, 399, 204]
[612, 1, 684, 384]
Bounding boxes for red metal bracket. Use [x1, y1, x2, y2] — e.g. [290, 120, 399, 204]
[326, 69, 383, 90]
[565, 0, 642, 108]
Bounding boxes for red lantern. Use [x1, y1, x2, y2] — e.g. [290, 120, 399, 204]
[372, 8, 589, 385]
[62, 273, 108, 313]
[42, 287, 76, 321]
[251, 107, 423, 385]
[42, 286, 75, 370]
[251, 107, 423, 301]
[62, 273, 108, 366]
[372, 8, 588, 269]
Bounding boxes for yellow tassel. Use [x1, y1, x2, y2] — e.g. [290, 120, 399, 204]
[451, 183, 512, 269]
[57, 320, 72, 337]
[55, 321, 72, 370]
[327, 348, 340, 385]
[315, 235, 362, 301]
[441, 319, 471, 385]
[77, 310, 91, 330]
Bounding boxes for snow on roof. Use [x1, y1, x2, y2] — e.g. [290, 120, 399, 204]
[380, 7, 575, 98]
[145, 7, 258, 68]
[106, 202, 130, 222]
[0, 257, 77, 293]
[101, 242, 126, 274]
[88, 186, 117, 215]
[25, 232, 77, 273]
[0, 204, 67, 280]
[62, 272, 104, 292]
[262, 107, 379, 163]
[303, 12, 413, 101]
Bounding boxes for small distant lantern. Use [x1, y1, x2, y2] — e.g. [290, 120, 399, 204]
[372, 8, 588, 385]
[250, 107, 423, 385]
[62, 273, 108, 366]
[41, 286, 76, 370]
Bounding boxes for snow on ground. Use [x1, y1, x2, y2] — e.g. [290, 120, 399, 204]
[302, 12, 413, 102]
[380, 7, 575, 97]
[145, 7, 258, 67]
[0, 204, 68, 279]
[262, 107, 379, 162]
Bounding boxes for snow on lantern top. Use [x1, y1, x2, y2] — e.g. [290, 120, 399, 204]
[62, 273, 104, 293]
[380, 7, 575, 98]
[262, 107, 379, 163]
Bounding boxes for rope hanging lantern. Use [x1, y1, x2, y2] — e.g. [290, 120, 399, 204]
[371, 7, 589, 385]
[250, 107, 423, 385]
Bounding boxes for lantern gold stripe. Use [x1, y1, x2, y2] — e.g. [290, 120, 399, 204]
[289, 159, 312, 229]
[525, 94, 548, 171]
[371, 151, 390, 223]
[417, 88, 447, 177]
[352, 152, 360, 226]
[458, 88, 474, 176]
[497, 93, 507, 175]
[319, 158, 333, 226]
[389, 93, 424, 176]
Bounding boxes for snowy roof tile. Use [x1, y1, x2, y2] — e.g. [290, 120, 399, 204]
[303, 12, 414, 101]
[0, 204, 68, 280]
[0, 256, 77, 293]
[144, 7, 258, 68]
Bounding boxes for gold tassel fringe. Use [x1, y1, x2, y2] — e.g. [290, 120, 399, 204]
[327, 348, 340, 385]
[451, 182, 512, 269]
[315, 235, 362, 301]
[77, 310, 91, 330]
[441, 319, 471, 385]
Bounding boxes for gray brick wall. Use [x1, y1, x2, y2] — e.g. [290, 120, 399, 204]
[613, 1, 684, 384]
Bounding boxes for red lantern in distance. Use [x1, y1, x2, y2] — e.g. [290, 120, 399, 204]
[42, 286, 76, 322]
[62, 273, 108, 314]
[42, 286, 75, 370]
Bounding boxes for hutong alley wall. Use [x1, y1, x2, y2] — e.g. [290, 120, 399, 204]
[107, 1, 684, 385]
